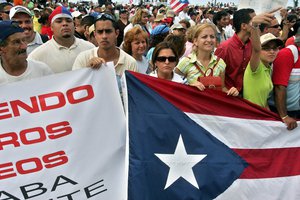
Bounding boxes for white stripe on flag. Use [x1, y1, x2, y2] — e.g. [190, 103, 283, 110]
[186, 113, 299, 148]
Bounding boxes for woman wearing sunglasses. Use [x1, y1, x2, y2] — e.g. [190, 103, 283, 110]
[149, 42, 183, 83]
[175, 23, 238, 96]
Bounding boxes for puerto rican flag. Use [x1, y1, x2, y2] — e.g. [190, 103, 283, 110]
[170, 0, 189, 13]
[125, 71, 300, 199]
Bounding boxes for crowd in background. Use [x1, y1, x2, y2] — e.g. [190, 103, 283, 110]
[0, 0, 300, 130]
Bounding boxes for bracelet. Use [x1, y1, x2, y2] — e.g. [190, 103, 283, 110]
[281, 115, 289, 120]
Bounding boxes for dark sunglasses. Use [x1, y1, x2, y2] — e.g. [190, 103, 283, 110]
[2, 10, 10, 14]
[156, 56, 176, 62]
[269, 24, 280, 28]
[95, 13, 116, 22]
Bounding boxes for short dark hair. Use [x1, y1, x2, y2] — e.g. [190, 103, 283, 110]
[259, 23, 268, 33]
[151, 42, 179, 68]
[213, 10, 229, 25]
[0, 2, 12, 12]
[80, 15, 94, 27]
[233, 8, 255, 33]
[94, 13, 118, 30]
[164, 34, 186, 58]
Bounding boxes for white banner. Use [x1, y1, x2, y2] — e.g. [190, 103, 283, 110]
[238, 0, 288, 14]
[0, 65, 126, 200]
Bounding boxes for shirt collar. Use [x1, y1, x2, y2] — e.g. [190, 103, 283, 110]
[27, 32, 43, 46]
[52, 36, 78, 50]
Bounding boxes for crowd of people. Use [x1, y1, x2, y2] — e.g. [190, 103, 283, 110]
[0, 0, 299, 130]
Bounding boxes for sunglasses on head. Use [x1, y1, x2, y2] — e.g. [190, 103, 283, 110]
[156, 56, 176, 62]
[95, 13, 116, 22]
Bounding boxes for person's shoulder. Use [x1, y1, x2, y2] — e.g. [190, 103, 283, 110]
[76, 38, 95, 48]
[27, 60, 53, 74]
[120, 48, 136, 62]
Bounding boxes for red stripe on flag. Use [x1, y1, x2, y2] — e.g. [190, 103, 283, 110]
[129, 71, 280, 121]
[233, 147, 300, 179]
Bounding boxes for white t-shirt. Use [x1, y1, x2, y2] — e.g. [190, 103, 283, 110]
[149, 70, 183, 83]
[137, 56, 149, 74]
[28, 37, 95, 73]
[0, 59, 53, 85]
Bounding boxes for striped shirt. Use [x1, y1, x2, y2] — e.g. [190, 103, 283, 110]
[176, 52, 226, 84]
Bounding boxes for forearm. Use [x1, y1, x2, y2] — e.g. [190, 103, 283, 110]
[274, 85, 288, 117]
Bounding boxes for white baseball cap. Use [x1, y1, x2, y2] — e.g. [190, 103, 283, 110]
[9, 5, 32, 19]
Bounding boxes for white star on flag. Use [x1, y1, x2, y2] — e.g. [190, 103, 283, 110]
[155, 135, 207, 189]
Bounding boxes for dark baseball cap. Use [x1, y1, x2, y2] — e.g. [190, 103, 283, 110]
[0, 20, 24, 43]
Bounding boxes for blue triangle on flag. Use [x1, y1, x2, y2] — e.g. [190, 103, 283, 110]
[126, 72, 248, 199]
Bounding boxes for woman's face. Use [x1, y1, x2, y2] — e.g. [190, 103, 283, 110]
[141, 12, 149, 25]
[194, 27, 216, 52]
[131, 35, 147, 57]
[155, 48, 177, 75]
[260, 41, 279, 64]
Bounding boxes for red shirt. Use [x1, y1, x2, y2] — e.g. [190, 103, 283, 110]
[41, 26, 53, 39]
[215, 34, 252, 92]
[272, 46, 300, 86]
[285, 36, 295, 47]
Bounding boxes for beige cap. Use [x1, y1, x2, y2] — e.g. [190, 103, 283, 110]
[154, 13, 164, 22]
[260, 33, 283, 47]
[166, 10, 175, 18]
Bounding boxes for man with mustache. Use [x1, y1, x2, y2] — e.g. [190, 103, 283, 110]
[9, 5, 48, 55]
[28, 6, 94, 73]
[0, 21, 53, 84]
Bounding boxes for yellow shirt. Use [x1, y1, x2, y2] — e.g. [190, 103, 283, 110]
[33, 16, 41, 33]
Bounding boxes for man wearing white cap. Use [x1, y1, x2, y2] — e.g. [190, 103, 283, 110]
[28, 6, 94, 73]
[9, 5, 48, 54]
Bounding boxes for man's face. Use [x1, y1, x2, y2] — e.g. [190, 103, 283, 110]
[0, 32, 27, 61]
[218, 15, 230, 28]
[0, 5, 12, 20]
[51, 17, 74, 39]
[12, 13, 34, 41]
[268, 19, 281, 37]
[94, 20, 118, 50]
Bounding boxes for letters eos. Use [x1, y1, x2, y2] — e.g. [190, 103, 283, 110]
[0, 85, 94, 120]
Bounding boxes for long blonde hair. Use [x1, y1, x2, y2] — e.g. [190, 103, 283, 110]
[131, 8, 149, 25]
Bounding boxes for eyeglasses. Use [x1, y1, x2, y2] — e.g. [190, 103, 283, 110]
[269, 24, 280, 29]
[156, 56, 177, 62]
[261, 46, 279, 51]
[1, 10, 10, 14]
[95, 13, 116, 22]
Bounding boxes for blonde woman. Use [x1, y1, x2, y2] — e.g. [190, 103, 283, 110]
[124, 8, 150, 37]
[175, 23, 238, 96]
